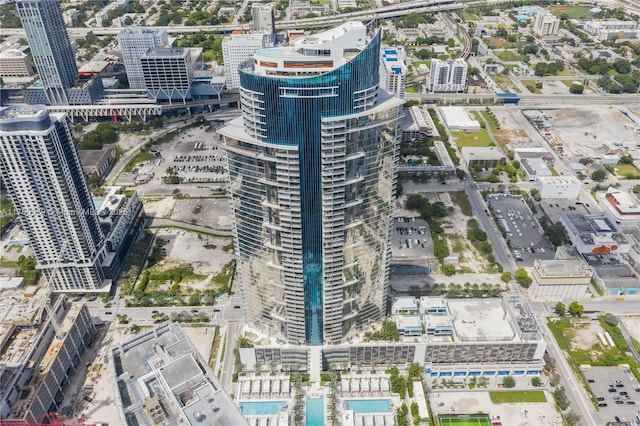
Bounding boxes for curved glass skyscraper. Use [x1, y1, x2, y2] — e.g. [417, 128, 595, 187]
[219, 21, 403, 345]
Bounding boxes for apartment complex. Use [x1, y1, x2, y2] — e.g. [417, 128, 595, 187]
[533, 12, 560, 37]
[428, 58, 467, 93]
[380, 46, 407, 99]
[241, 295, 546, 377]
[222, 33, 269, 89]
[0, 106, 113, 292]
[583, 20, 640, 40]
[219, 21, 403, 345]
[17, 0, 78, 105]
[118, 27, 170, 89]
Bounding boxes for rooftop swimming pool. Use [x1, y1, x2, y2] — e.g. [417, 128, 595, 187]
[344, 399, 392, 413]
[258, 48, 282, 56]
[240, 401, 285, 415]
[306, 396, 324, 426]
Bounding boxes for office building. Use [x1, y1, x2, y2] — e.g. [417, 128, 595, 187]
[141, 47, 194, 103]
[0, 106, 110, 292]
[17, 0, 78, 105]
[533, 12, 560, 37]
[0, 49, 34, 77]
[118, 27, 169, 89]
[251, 3, 275, 33]
[428, 58, 468, 93]
[110, 323, 246, 426]
[380, 46, 407, 99]
[219, 21, 403, 345]
[222, 33, 268, 89]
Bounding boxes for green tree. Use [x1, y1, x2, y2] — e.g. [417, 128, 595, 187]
[531, 376, 542, 387]
[579, 157, 593, 165]
[619, 155, 634, 165]
[514, 268, 532, 287]
[554, 302, 566, 317]
[501, 271, 512, 283]
[568, 301, 584, 317]
[569, 83, 584, 94]
[502, 376, 516, 388]
[602, 313, 618, 326]
[553, 386, 569, 410]
[442, 264, 456, 276]
[591, 169, 607, 181]
[565, 410, 581, 426]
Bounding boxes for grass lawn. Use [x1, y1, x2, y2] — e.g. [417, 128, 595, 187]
[123, 150, 158, 172]
[522, 80, 542, 94]
[450, 191, 472, 216]
[489, 391, 547, 403]
[614, 163, 640, 177]
[494, 75, 518, 93]
[405, 86, 417, 93]
[479, 111, 499, 132]
[549, 5, 591, 18]
[452, 130, 493, 147]
[557, 68, 574, 76]
[496, 50, 524, 62]
[458, 11, 479, 21]
[438, 415, 490, 426]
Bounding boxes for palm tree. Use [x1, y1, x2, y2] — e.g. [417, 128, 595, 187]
[341, 361, 349, 372]
[356, 361, 363, 374]
[386, 359, 393, 373]
[269, 360, 277, 375]
[237, 363, 246, 376]
[254, 361, 262, 376]
[370, 361, 377, 373]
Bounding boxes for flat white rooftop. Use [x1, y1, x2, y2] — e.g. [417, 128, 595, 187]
[447, 299, 514, 342]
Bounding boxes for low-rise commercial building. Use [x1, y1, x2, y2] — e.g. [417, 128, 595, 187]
[462, 146, 506, 169]
[535, 176, 582, 199]
[521, 157, 552, 181]
[78, 145, 115, 176]
[561, 214, 630, 254]
[110, 322, 246, 426]
[440, 107, 480, 131]
[595, 188, 640, 231]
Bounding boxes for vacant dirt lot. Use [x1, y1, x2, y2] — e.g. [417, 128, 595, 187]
[540, 106, 640, 158]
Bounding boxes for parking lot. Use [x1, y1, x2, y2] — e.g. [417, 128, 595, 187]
[134, 125, 227, 191]
[391, 217, 434, 261]
[584, 366, 640, 423]
[487, 194, 554, 265]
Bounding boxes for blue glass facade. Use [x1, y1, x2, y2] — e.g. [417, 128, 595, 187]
[221, 24, 403, 345]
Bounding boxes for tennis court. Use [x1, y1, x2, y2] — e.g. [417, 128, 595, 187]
[438, 414, 491, 426]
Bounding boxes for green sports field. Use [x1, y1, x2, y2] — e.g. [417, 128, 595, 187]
[438, 414, 491, 426]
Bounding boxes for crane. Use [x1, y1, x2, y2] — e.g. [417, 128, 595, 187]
[34, 240, 69, 340]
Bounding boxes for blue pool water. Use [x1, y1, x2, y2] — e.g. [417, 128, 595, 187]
[345, 399, 392, 413]
[240, 401, 285, 415]
[93, 200, 102, 209]
[306, 397, 324, 426]
[258, 48, 282, 56]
